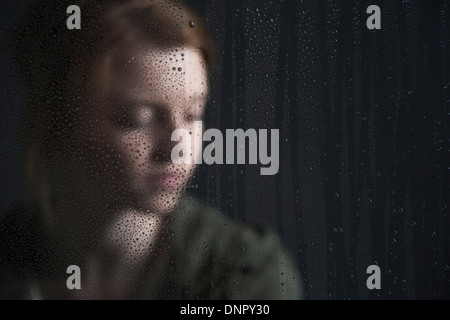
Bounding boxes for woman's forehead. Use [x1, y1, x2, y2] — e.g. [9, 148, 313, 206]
[95, 46, 208, 103]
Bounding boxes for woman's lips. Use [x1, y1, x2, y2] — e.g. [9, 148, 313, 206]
[148, 173, 184, 189]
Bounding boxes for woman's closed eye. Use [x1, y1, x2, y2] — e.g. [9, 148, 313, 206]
[112, 105, 158, 129]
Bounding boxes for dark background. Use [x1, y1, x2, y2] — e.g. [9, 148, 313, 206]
[1, 0, 448, 299]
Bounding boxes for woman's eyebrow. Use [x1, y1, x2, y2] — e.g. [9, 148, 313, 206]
[112, 98, 161, 108]
[111, 93, 208, 107]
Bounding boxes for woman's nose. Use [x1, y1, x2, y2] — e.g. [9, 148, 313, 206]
[150, 113, 185, 164]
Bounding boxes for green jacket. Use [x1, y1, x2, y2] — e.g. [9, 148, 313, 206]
[0, 196, 302, 300]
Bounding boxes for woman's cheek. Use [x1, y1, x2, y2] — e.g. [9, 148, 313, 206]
[114, 130, 155, 174]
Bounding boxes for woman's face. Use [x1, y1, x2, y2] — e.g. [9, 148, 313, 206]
[67, 44, 208, 215]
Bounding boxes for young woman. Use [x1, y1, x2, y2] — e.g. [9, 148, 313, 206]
[1, 0, 302, 299]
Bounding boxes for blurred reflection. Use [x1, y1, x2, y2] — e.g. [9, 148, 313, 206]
[1, 0, 301, 299]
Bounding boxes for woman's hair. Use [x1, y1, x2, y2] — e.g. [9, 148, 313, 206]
[9, 0, 214, 209]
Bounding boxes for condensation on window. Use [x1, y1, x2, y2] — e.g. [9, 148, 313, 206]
[0, 0, 447, 300]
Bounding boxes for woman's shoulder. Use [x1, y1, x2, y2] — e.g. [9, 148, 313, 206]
[171, 195, 303, 300]
[173, 196, 287, 263]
